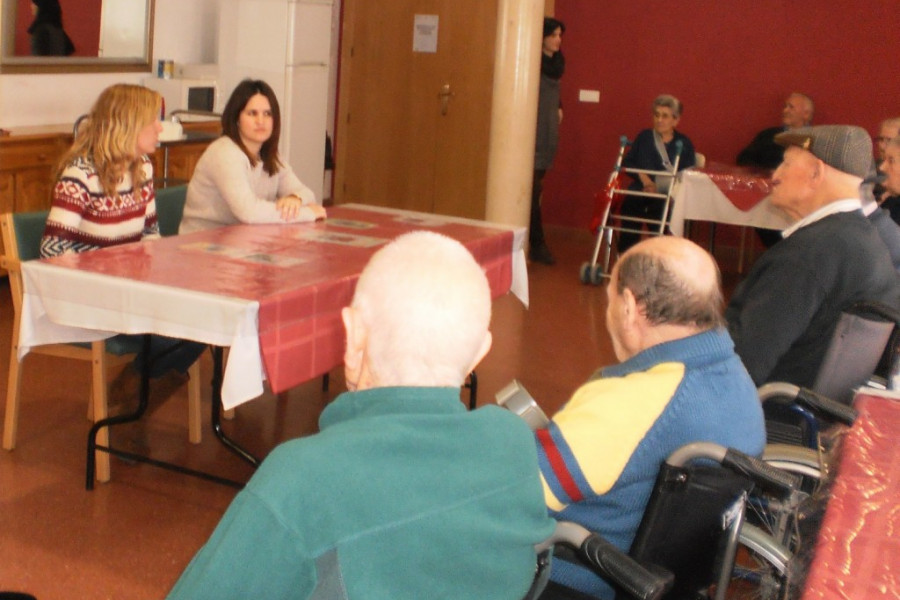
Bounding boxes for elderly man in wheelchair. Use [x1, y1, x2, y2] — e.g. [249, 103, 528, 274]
[523, 237, 766, 599]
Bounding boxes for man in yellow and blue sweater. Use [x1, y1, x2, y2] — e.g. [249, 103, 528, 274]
[537, 237, 766, 600]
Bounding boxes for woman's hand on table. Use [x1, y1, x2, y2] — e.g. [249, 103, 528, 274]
[276, 195, 327, 222]
[306, 204, 327, 221]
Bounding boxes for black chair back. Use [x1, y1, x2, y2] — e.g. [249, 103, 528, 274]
[811, 302, 898, 405]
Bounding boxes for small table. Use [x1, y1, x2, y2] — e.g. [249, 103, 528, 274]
[18, 204, 527, 486]
[800, 390, 900, 599]
[669, 164, 791, 237]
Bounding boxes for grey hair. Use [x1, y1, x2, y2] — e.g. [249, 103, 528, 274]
[615, 250, 725, 329]
[653, 94, 683, 119]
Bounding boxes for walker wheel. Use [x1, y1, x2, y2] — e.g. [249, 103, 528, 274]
[579, 262, 592, 284]
[590, 264, 606, 285]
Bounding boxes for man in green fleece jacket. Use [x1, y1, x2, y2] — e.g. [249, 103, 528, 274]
[167, 231, 556, 600]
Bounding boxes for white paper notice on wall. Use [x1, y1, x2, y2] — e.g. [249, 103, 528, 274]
[413, 15, 439, 53]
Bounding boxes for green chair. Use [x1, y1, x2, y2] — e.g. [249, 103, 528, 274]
[155, 184, 189, 236]
[1, 210, 202, 484]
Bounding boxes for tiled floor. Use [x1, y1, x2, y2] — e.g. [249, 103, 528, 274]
[0, 222, 749, 599]
[0, 225, 629, 599]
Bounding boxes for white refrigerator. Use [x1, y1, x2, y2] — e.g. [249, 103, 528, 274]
[217, 0, 334, 203]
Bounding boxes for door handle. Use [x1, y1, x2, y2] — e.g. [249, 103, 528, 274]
[438, 83, 455, 116]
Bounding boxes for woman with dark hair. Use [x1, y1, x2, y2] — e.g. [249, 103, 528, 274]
[530, 16, 565, 265]
[180, 79, 325, 233]
[29, 0, 74, 56]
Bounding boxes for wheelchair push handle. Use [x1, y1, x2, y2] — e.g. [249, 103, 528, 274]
[579, 534, 673, 600]
[722, 448, 801, 499]
[796, 387, 858, 426]
[759, 382, 858, 426]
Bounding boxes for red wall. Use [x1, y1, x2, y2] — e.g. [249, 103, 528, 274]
[14, 0, 101, 57]
[544, 0, 900, 229]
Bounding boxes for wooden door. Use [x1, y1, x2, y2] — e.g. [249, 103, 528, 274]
[335, 0, 497, 219]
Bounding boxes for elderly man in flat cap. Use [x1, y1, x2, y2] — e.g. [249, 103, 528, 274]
[726, 125, 900, 388]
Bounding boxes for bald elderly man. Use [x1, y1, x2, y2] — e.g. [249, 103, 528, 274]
[168, 232, 556, 600]
[727, 125, 900, 388]
[536, 236, 765, 600]
[736, 92, 814, 170]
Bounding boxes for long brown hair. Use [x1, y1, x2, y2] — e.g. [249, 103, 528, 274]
[57, 84, 161, 197]
[220, 79, 283, 176]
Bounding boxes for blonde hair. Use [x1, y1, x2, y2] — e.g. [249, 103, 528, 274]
[57, 84, 161, 197]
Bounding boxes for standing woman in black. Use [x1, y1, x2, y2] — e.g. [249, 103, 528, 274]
[530, 17, 565, 266]
[28, 0, 75, 56]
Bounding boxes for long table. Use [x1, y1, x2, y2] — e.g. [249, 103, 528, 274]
[669, 164, 791, 237]
[800, 391, 900, 599]
[17, 204, 527, 483]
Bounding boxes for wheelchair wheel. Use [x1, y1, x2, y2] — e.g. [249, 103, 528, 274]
[730, 524, 795, 600]
[730, 446, 824, 600]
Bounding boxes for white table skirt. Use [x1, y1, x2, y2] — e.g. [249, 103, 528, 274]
[17, 206, 527, 410]
[669, 170, 792, 237]
[20, 262, 264, 409]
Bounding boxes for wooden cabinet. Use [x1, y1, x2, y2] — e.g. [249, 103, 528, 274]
[0, 132, 70, 214]
[0, 129, 71, 271]
[151, 120, 221, 186]
[0, 121, 219, 271]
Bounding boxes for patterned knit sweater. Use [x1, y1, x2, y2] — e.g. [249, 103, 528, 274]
[536, 328, 765, 598]
[40, 155, 160, 258]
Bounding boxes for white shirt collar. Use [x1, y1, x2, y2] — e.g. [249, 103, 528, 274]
[781, 198, 862, 239]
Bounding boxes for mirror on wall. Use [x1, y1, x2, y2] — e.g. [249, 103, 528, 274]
[0, 0, 154, 73]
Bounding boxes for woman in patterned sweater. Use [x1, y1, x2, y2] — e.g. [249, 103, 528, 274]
[40, 83, 205, 385]
[42, 84, 163, 256]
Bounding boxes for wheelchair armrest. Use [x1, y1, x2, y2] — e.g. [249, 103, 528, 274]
[579, 533, 673, 600]
[795, 387, 857, 425]
[541, 522, 673, 600]
[722, 448, 802, 500]
[759, 382, 858, 426]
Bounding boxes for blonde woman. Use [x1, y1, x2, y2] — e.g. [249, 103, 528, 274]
[41, 83, 205, 386]
[42, 83, 163, 257]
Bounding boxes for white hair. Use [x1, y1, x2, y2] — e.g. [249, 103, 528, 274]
[351, 231, 491, 387]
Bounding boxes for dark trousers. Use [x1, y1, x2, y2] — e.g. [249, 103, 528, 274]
[117, 334, 207, 378]
[617, 194, 669, 254]
[530, 169, 548, 248]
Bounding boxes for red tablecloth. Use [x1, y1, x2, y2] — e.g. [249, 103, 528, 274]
[699, 162, 774, 211]
[41, 206, 514, 395]
[801, 392, 900, 599]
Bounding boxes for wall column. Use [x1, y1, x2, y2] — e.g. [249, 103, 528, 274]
[484, 0, 544, 227]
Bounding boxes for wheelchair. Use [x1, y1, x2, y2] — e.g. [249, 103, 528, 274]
[760, 301, 899, 452]
[499, 382, 815, 599]
[580, 136, 684, 285]
[528, 441, 805, 600]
